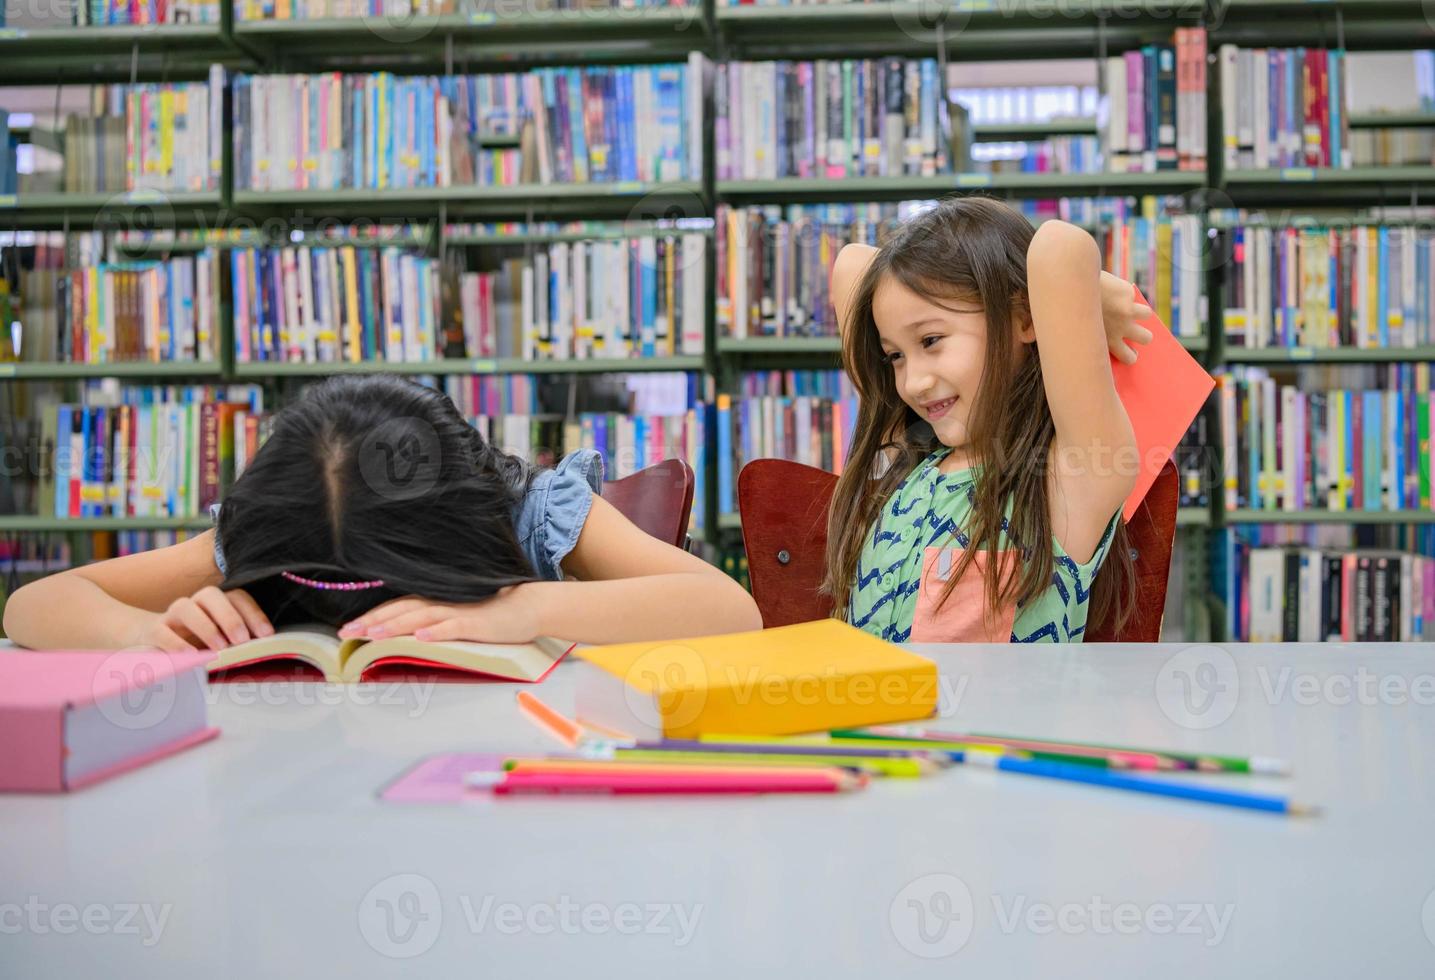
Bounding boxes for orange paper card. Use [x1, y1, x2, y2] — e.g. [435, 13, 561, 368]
[1112, 285, 1215, 521]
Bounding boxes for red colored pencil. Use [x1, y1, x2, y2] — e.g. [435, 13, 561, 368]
[475, 769, 867, 795]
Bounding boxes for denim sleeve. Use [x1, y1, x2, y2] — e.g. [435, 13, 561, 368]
[208, 502, 228, 577]
[513, 449, 604, 582]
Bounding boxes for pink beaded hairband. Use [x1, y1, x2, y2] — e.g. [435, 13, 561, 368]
[280, 570, 386, 592]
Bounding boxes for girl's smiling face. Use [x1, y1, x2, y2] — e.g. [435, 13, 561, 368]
[872, 274, 993, 458]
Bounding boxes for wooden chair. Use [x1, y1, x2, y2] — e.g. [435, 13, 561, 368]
[737, 457, 1181, 641]
[738, 459, 840, 628]
[1084, 460, 1180, 643]
[601, 458, 695, 550]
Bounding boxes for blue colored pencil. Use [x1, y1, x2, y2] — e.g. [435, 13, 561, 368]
[957, 752, 1316, 816]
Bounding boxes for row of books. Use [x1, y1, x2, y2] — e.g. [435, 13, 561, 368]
[231, 246, 440, 364]
[716, 203, 912, 339]
[1219, 46, 1350, 171]
[715, 371, 861, 515]
[235, 0, 685, 17]
[1103, 29, 1209, 174]
[951, 86, 1099, 128]
[17, 385, 267, 520]
[1224, 543, 1435, 642]
[1349, 128, 1435, 168]
[457, 234, 706, 361]
[49, 71, 226, 194]
[1217, 365, 1434, 514]
[76, 0, 220, 23]
[16, 254, 221, 364]
[234, 61, 703, 191]
[715, 59, 948, 181]
[1221, 224, 1435, 350]
[981, 137, 1101, 177]
[1100, 208, 1206, 339]
[714, 199, 1206, 340]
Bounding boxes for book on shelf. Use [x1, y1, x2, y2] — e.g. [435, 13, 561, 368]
[76, 0, 221, 24]
[234, 58, 705, 192]
[1097, 202, 1205, 339]
[718, 370, 859, 515]
[1102, 28, 1207, 174]
[717, 203, 917, 340]
[17, 253, 220, 365]
[0, 110, 16, 197]
[1218, 45, 1350, 171]
[235, 0, 688, 20]
[1220, 223, 1434, 350]
[1222, 542, 1434, 642]
[715, 59, 948, 180]
[207, 626, 572, 684]
[455, 233, 706, 361]
[232, 245, 440, 364]
[36, 69, 227, 194]
[1217, 365, 1433, 513]
[19, 385, 268, 521]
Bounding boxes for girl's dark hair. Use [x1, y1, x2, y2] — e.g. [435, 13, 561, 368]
[822, 196, 1134, 637]
[213, 374, 538, 628]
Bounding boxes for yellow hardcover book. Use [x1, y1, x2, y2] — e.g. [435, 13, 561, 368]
[160, 90, 174, 180]
[377, 73, 390, 189]
[573, 619, 939, 741]
[342, 247, 361, 362]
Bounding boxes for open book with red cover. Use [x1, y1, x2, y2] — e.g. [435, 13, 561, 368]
[206, 626, 572, 683]
[1113, 285, 1215, 521]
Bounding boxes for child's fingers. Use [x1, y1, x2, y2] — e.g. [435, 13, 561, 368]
[193, 587, 252, 646]
[363, 605, 451, 638]
[412, 618, 484, 643]
[1110, 341, 1137, 365]
[167, 599, 227, 652]
[343, 596, 426, 631]
[226, 588, 275, 638]
[151, 623, 199, 655]
[1135, 304, 1154, 319]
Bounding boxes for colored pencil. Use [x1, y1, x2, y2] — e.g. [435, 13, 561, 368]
[514, 691, 584, 748]
[957, 752, 1315, 815]
[605, 748, 941, 778]
[501, 759, 853, 780]
[836, 726, 1290, 775]
[822, 729, 1182, 771]
[620, 738, 954, 763]
[471, 769, 866, 795]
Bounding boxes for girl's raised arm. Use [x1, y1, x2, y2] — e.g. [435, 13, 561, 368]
[830, 242, 877, 337]
[1025, 220, 1139, 561]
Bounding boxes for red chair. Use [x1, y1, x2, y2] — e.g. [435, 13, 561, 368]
[737, 457, 1180, 641]
[601, 458, 695, 549]
[1084, 460, 1180, 643]
[738, 459, 839, 627]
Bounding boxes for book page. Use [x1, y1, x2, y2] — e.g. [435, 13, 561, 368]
[207, 625, 344, 682]
[341, 635, 571, 683]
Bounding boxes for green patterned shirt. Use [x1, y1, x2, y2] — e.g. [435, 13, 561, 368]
[847, 449, 1121, 643]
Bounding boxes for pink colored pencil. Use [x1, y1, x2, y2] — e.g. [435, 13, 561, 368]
[479, 769, 866, 795]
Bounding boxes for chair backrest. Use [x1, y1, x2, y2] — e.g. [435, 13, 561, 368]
[601, 458, 695, 549]
[738, 459, 839, 628]
[1084, 459, 1181, 643]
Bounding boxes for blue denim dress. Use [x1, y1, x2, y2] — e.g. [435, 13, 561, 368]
[210, 449, 604, 582]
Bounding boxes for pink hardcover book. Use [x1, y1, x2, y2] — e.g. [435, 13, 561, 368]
[0, 650, 219, 793]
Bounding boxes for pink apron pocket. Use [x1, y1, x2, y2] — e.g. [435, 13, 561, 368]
[909, 545, 1019, 643]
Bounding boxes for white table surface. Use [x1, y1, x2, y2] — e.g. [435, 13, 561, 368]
[4, 641, 1435, 978]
